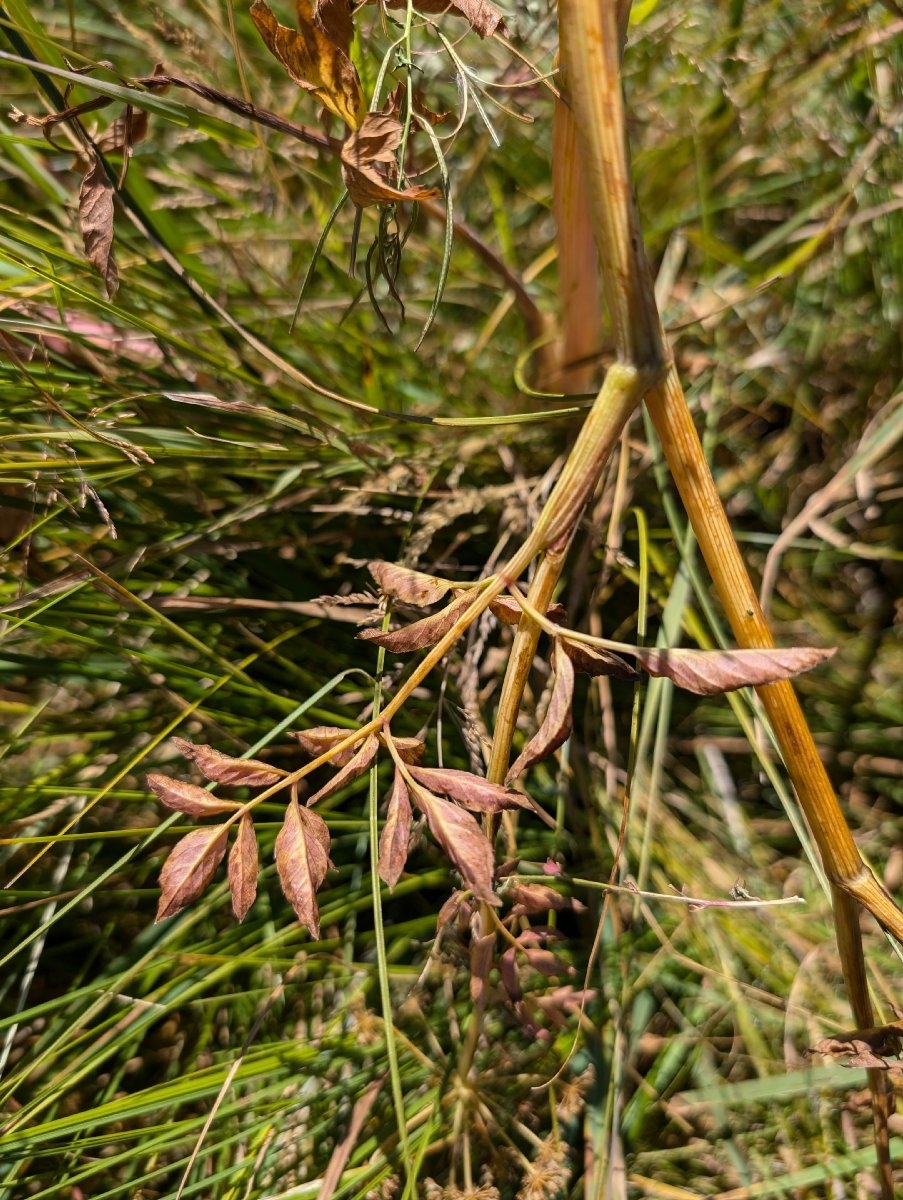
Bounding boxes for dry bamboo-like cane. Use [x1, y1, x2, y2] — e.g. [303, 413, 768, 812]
[557, 0, 901, 1193]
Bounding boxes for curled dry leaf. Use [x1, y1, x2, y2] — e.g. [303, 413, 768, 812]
[408, 765, 536, 815]
[636, 644, 835, 696]
[307, 733, 379, 805]
[505, 641, 575, 784]
[378, 770, 413, 890]
[340, 112, 442, 209]
[294, 725, 360, 768]
[94, 107, 149, 156]
[408, 780, 498, 905]
[228, 815, 259, 923]
[504, 883, 586, 918]
[368, 560, 451, 607]
[172, 738, 283, 787]
[562, 638, 638, 682]
[376, 0, 507, 38]
[147, 773, 241, 817]
[490, 596, 567, 626]
[358, 588, 482, 653]
[79, 155, 118, 298]
[156, 825, 229, 921]
[275, 797, 331, 939]
[250, 0, 364, 129]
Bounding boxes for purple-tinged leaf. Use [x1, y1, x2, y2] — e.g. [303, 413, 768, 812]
[504, 884, 586, 918]
[228, 815, 259, 923]
[358, 589, 482, 653]
[490, 596, 567, 626]
[636, 644, 835, 695]
[369, 561, 451, 607]
[408, 780, 498, 905]
[147, 774, 240, 817]
[293, 725, 361, 768]
[505, 642, 575, 783]
[378, 770, 412, 890]
[307, 733, 379, 805]
[156, 826, 229, 921]
[470, 932, 495, 1003]
[408, 766, 535, 814]
[172, 738, 283, 787]
[562, 639, 638, 682]
[275, 797, 331, 938]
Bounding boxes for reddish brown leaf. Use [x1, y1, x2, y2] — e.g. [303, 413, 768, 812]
[228, 815, 259, 923]
[521, 947, 575, 978]
[358, 589, 481, 653]
[562, 639, 638, 682]
[275, 797, 331, 938]
[147, 773, 241, 817]
[293, 725, 360, 768]
[250, 0, 364, 128]
[389, 735, 427, 764]
[172, 738, 283, 787]
[377, 0, 507, 38]
[382, 82, 449, 126]
[340, 113, 441, 209]
[156, 825, 229, 921]
[408, 780, 498, 905]
[504, 883, 586, 918]
[500, 945, 522, 1003]
[79, 155, 118, 298]
[489, 596, 567, 626]
[408, 766, 535, 815]
[307, 733, 379, 805]
[378, 770, 412, 890]
[470, 932, 495, 1003]
[94, 107, 149, 156]
[636, 645, 835, 696]
[437, 890, 473, 931]
[342, 161, 442, 208]
[368, 560, 451, 607]
[505, 642, 575, 783]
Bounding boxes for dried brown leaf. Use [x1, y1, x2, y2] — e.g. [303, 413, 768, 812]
[250, 0, 364, 128]
[293, 725, 359, 768]
[504, 883, 586, 918]
[489, 596, 567, 626]
[147, 773, 241, 817]
[94, 107, 149, 155]
[505, 642, 575, 783]
[408, 766, 535, 815]
[636, 644, 835, 695]
[275, 797, 331, 938]
[358, 588, 481, 652]
[307, 733, 379, 805]
[228, 814, 259, 922]
[340, 113, 441, 208]
[172, 738, 283, 787]
[368, 560, 451, 607]
[79, 155, 118, 298]
[408, 780, 498, 905]
[563, 639, 638, 682]
[377, 0, 507, 38]
[390, 736, 427, 764]
[378, 770, 412, 890]
[156, 825, 229, 921]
